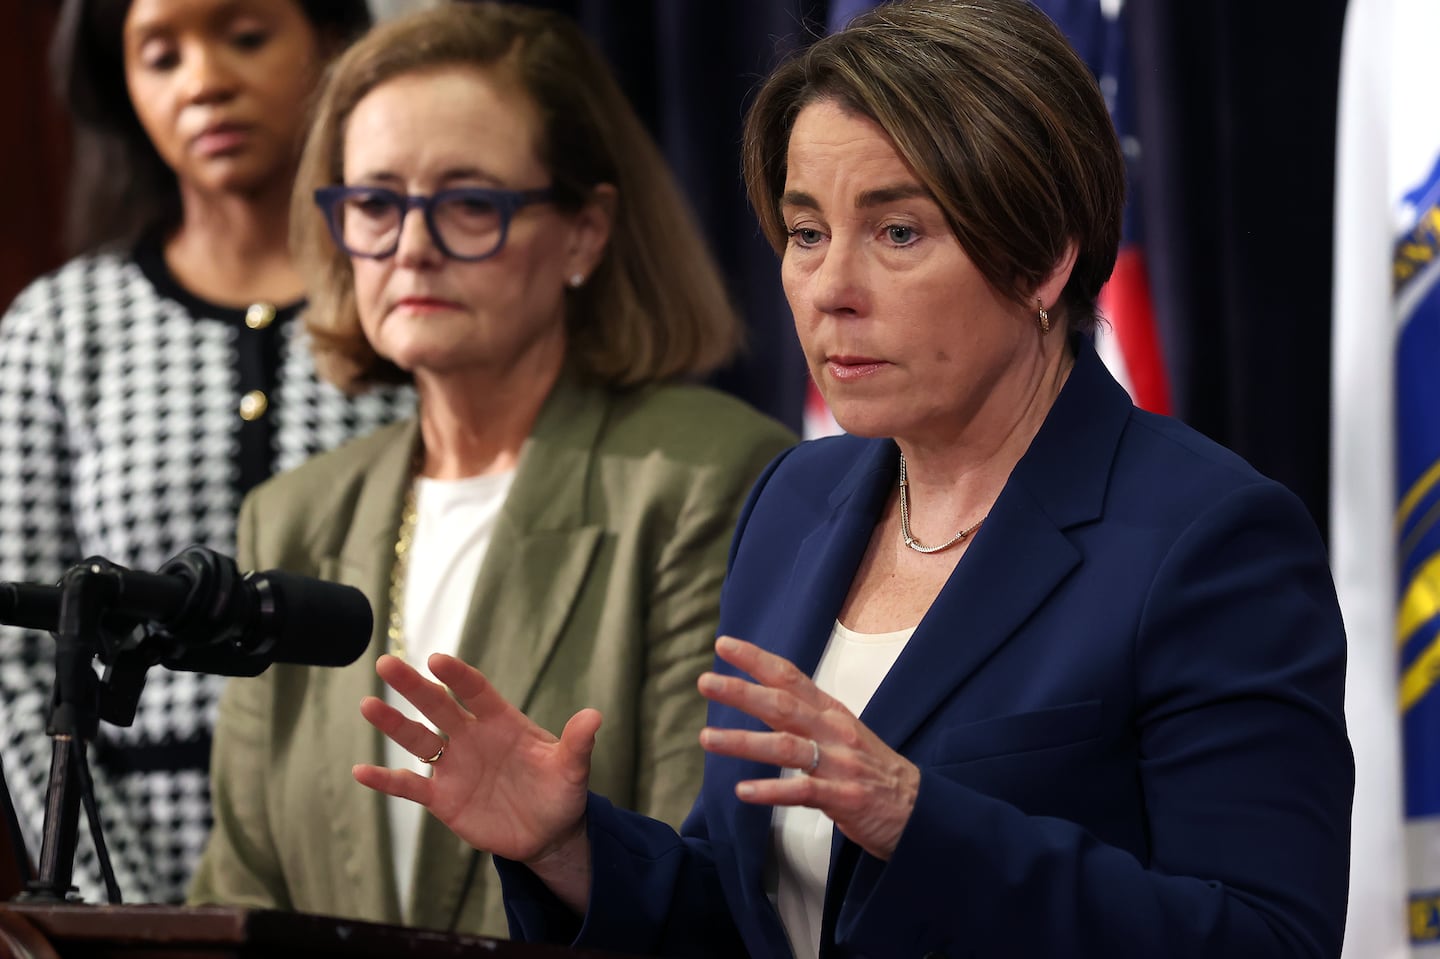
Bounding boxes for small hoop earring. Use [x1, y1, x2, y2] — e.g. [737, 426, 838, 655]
[1037, 301, 1051, 335]
[568, 273, 585, 289]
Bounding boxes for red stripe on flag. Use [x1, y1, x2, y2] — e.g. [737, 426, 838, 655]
[804, 378, 841, 439]
[1099, 247, 1171, 415]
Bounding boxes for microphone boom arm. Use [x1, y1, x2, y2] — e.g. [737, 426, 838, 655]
[25, 561, 128, 902]
[0, 546, 373, 904]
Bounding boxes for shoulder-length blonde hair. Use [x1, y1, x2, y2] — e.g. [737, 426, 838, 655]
[742, 0, 1124, 335]
[294, 2, 742, 392]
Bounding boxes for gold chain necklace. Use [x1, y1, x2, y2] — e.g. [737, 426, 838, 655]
[897, 452, 985, 554]
[386, 476, 420, 662]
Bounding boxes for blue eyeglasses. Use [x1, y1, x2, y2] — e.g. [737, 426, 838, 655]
[313, 185, 556, 262]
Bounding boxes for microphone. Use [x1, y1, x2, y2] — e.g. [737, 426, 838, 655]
[0, 547, 373, 677]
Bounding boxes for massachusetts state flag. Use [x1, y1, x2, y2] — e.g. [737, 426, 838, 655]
[1332, 0, 1440, 955]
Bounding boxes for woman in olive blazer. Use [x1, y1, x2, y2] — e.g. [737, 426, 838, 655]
[187, 4, 794, 938]
[190, 377, 791, 934]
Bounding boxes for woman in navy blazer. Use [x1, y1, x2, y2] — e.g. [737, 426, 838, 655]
[353, 1, 1354, 956]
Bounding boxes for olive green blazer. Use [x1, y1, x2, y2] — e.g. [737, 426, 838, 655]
[188, 379, 794, 938]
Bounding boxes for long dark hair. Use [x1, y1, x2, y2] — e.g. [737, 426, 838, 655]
[51, 0, 372, 255]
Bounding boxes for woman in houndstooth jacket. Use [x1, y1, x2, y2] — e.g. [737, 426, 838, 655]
[0, 0, 412, 904]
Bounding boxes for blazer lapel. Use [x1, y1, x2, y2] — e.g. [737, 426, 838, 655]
[768, 441, 897, 678]
[311, 418, 421, 926]
[408, 380, 606, 929]
[859, 342, 1129, 757]
[727, 441, 898, 909]
[856, 485, 1081, 750]
[820, 343, 1133, 940]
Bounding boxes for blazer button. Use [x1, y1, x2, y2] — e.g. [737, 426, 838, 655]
[245, 302, 276, 329]
[239, 389, 269, 421]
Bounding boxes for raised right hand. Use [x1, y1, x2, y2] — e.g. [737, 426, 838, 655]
[353, 653, 600, 870]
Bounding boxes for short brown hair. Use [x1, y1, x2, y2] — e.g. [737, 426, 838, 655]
[294, 2, 743, 392]
[742, 0, 1124, 334]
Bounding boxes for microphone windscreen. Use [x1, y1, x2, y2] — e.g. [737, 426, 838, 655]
[0, 584, 60, 633]
[258, 571, 374, 668]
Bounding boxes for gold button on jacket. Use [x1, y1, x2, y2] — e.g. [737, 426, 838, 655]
[239, 390, 269, 421]
[245, 303, 276, 330]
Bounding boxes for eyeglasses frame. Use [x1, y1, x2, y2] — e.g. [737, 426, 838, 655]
[313, 184, 556, 262]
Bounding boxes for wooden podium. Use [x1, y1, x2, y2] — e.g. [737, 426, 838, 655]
[0, 828, 634, 958]
[0, 719, 634, 956]
[0, 903, 631, 959]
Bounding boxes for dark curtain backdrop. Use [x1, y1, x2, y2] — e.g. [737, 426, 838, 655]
[0, 1, 70, 315]
[1128, 1, 1347, 540]
[512, 0, 828, 436]
[512, 0, 1350, 540]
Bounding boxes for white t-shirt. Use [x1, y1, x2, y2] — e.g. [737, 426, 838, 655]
[383, 469, 515, 918]
[769, 619, 915, 958]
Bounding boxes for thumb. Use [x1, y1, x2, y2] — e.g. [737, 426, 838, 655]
[558, 707, 603, 765]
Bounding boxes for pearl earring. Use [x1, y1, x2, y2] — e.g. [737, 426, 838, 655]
[568, 273, 585, 289]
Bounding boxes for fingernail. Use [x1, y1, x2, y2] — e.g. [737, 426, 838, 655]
[736, 783, 754, 798]
[716, 636, 738, 653]
[698, 674, 720, 693]
[701, 728, 723, 746]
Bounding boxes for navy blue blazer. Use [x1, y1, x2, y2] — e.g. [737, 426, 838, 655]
[501, 346, 1353, 959]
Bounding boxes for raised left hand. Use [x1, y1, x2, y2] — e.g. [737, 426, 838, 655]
[353, 653, 600, 876]
[697, 635, 920, 861]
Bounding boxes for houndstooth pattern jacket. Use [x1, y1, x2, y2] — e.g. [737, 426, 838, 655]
[0, 239, 413, 904]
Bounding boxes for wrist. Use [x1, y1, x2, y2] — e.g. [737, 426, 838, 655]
[525, 817, 593, 914]
[875, 759, 922, 861]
